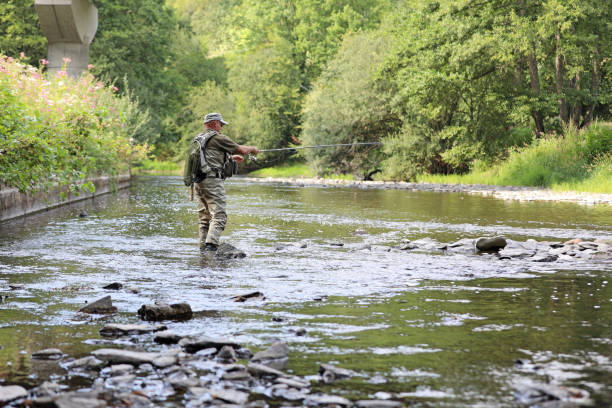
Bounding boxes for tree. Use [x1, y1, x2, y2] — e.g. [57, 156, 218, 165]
[302, 32, 397, 178]
[0, 0, 46, 65]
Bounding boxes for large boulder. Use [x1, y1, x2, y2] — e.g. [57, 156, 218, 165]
[475, 236, 507, 252]
[0, 385, 27, 404]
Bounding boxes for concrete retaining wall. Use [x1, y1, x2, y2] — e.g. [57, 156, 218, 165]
[0, 173, 130, 222]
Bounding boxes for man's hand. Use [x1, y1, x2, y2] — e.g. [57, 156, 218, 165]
[232, 154, 244, 163]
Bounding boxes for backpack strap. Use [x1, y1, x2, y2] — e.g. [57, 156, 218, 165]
[194, 130, 223, 176]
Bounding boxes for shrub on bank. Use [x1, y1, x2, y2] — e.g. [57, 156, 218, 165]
[0, 54, 149, 194]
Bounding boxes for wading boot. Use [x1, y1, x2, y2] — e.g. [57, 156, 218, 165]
[203, 243, 218, 252]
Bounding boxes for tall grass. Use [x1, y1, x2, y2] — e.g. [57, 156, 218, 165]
[418, 123, 612, 193]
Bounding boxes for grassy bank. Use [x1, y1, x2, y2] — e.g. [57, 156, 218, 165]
[418, 123, 612, 193]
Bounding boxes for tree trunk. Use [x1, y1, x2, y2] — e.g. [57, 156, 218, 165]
[519, 0, 545, 135]
[527, 49, 545, 135]
[555, 30, 569, 126]
[584, 43, 601, 126]
[571, 72, 582, 126]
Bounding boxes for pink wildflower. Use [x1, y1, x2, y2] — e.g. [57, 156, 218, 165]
[87, 64, 94, 70]
[20, 52, 25, 59]
[63, 57, 72, 64]
[41, 59, 49, 65]
[112, 86, 118, 92]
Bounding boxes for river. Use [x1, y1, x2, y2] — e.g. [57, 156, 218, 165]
[1, 176, 611, 406]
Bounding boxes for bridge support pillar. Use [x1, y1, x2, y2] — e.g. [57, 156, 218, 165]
[35, 0, 98, 77]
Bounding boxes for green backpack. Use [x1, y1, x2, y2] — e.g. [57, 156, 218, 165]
[183, 132, 237, 187]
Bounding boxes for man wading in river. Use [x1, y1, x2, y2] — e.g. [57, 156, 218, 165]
[184, 112, 259, 251]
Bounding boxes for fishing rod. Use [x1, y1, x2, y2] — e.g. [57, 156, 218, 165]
[248, 141, 383, 161]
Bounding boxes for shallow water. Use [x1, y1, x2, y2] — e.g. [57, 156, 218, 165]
[1, 176, 611, 406]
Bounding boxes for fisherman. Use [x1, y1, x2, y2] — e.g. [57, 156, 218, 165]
[193, 112, 259, 251]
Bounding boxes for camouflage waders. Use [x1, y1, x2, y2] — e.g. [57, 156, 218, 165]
[195, 176, 227, 247]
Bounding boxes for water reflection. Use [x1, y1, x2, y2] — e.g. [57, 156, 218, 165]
[0, 176, 610, 406]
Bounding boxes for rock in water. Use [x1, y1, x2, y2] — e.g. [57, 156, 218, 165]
[251, 341, 289, 370]
[92, 348, 160, 364]
[216, 243, 246, 259]
[102, 282, 122, 290]
[99, 323, 167, 336]
[179, 336, 241, 353]
[32, 348, 63, 360]
[0, 385, 27, 404]
[79, 296, 117, 314]
[154, 330, 183, 344]
[475, 236, 507, 251]
[137, 302, 193, 321]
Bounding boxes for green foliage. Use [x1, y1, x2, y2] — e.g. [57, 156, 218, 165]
[131, 159, 181, 175]
[0, 55, 148, 194]
[379, 0, 611, 180]
[248, 162, 314, 178]
[301, 32, 396, 179]
[0, 0, 46, 65]
[418, 123, 612, 193]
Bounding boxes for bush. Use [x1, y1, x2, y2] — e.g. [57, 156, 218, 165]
[0, 55, 149, 194]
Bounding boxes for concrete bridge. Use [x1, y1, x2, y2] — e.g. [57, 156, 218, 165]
[35, 0, 98, 77]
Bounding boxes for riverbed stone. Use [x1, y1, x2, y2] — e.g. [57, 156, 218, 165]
[53, 391, 107, 408]
[247, 362, 285, 378]
[154, 330, 183, 344]
[92, 348, 160, 364]
[236, 347, 253, 360]
[216, 243, 247, 259]
[275, 377, 310, 389]
[105, 364, 133, 376]
[32, 348, 63, 360]
[0, 385, 27, 403]
[319, 363, 356, 381]
[356, 400, 403, 408]
[99, 323, 167, 336]
[475, 236, 507, 252]
[67, 356, 104, 370]
[152, 354, 178, 368]
[211, 388, 250, 405]
[304, 394, 352, 407]
[138, 302, 193, 321]
[216, 345, 237, 363]
[179, 336, 241, 353]
[222, 369, 252, 381]
[102, 282, 122, 290]
[79, 296, 117, 314]
[251, 341, 289, 370]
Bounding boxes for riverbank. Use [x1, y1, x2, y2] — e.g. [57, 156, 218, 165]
[240, 176, 612, 205]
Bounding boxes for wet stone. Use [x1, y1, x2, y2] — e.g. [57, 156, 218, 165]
[304, 394, 352, 407]
[216, 243, 247, 259]
[154, 330, 183, 344]
[319, 363, 356, 381]
[247, 362, 285, 378]
[179, 336, 241, 354]
[236, 348, 253, 360]
[355, 400, 403, 408]
[53, 391, 107, 408]
[216, 345, 237, 363]
[92, 348, 160, 364]
[79, 295, 118, 314]
[138, 302, 193, 321]
[152, 354, 178, 368]
[251, 341, 289, 370]
[211, 388, 250, 405]
[103, 364, 133, 376]
[32, 348, 63, 360]
[99, 323, 167, 337]
[475, 236, 507, 252]
[102, 282, 122, 290]
[66, 356, 104, 370]
[222, 370, 252, 381]
[275, 377, 310, 389]
[0, 385, 27, 403]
